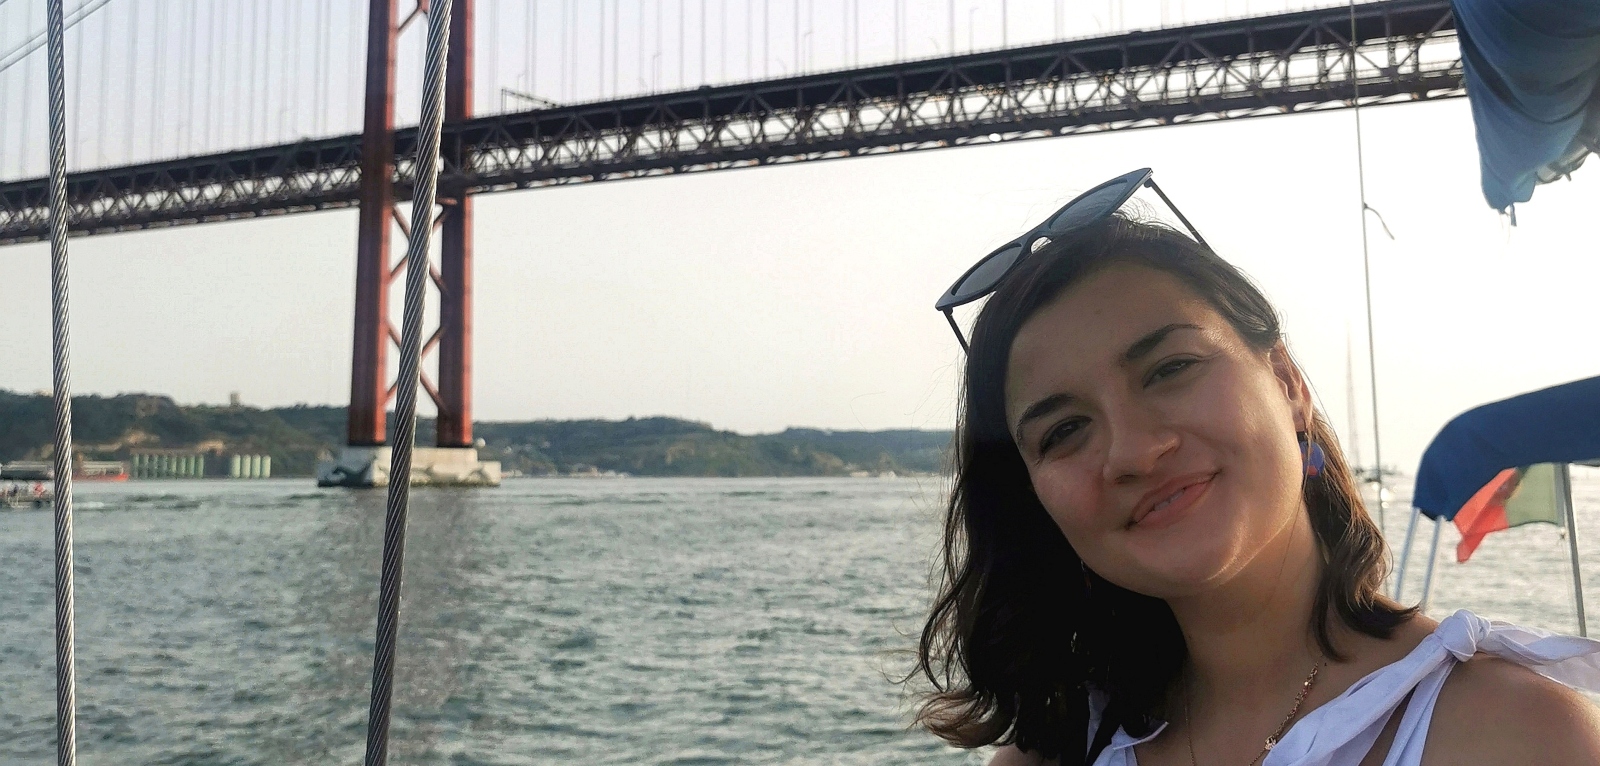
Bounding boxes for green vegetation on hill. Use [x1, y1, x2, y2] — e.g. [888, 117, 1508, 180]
[0, 390, 951, 478]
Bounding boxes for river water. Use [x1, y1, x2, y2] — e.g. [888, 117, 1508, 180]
[2, 473, 1597, 764]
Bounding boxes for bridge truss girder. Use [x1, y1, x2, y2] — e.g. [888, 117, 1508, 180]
[0, 0, 1461, 246]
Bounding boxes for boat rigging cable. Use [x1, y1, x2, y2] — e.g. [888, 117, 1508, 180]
[1347, 0, 1389, 536]
[43, 0, 80, 761]
[364, 0, 453, 763]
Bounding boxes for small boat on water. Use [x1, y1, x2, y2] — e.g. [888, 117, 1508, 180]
[1, 482, 53, 510]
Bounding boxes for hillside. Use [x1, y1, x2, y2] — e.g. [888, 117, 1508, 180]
[0, 390, 951, 478]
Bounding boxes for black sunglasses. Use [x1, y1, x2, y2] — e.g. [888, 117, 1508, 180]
[934, 168, 1208, 351]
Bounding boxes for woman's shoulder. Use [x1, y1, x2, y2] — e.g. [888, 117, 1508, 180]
[987, 744, 1056, 766]
[1424, 652, 1600, 765]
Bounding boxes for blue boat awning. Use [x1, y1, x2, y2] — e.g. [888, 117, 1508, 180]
[1454, 0, 1600, 211]
[1413, 376, 1600, 521]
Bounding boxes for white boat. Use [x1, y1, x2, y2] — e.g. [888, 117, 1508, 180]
[1, 483, 53, 510]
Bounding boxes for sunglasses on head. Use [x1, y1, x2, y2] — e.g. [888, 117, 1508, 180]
[933, 168, 1208, 351]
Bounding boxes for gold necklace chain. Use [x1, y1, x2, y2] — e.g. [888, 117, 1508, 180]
[1182, 661, 1324, 766]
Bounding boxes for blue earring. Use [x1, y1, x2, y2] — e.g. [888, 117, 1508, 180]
[1298, 432, 1325, 477]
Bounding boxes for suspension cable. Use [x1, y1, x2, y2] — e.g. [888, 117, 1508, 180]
[43, 0, 80, 761]
[363, 0, 453, 762]
[1349, 1, 1386, 532]
[0, 0, 113, 75]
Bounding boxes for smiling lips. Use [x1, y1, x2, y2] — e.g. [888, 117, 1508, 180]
[1129, 472, 1218, 530]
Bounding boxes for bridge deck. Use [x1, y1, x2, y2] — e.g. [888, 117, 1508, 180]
[0, 0, 1460, 245]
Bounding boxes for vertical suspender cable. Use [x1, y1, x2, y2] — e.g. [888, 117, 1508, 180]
[70, 0, 83, 167]
[1348, 1, 1386, 533]
[612, 0, 619, 96]
[125, 0, 136, 162]
[23, 0, 35, 177]
[96, 6, 108, 163]
[43, 0, 79, 761]
[150, 0, 164, 158]
[289, 0, 301, 138]
[362, 0, 452, 763]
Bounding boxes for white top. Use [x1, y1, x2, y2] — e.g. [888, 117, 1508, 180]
[1088, 610, 1600, 766]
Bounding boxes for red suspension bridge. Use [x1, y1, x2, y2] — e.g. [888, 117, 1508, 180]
[0, 0, 1463, 484]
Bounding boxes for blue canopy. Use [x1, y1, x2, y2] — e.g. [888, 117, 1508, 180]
[1454, 0, 1600, 211]
[1413, 375, 1600, 521]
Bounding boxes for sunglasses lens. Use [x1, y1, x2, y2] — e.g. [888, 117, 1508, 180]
[953, 243, 1026, 301]
[1044, 176, 1139, 234]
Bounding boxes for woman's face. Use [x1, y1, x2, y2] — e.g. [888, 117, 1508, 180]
[1003, 263, 1312, 600]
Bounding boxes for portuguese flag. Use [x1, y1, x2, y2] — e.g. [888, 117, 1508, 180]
[1453, 463, 1565, 563]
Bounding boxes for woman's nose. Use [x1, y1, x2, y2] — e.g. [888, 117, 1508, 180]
[1100, 404, 1179, 484]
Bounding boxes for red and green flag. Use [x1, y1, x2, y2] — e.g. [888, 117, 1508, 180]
[1452, 463, 1565, 562]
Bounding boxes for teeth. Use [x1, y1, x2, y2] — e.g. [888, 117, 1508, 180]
[1151, 489, 1184, 514]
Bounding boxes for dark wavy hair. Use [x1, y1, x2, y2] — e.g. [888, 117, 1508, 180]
[914, 214, 1414, 764]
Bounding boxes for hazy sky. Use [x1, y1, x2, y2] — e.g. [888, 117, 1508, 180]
[2, 1, 1597, 474]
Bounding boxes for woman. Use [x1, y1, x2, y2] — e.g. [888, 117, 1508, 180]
[914, 176, 1600, 766]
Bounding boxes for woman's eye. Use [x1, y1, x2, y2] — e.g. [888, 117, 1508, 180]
[1039, 418, 1085, 453]
[1149, 358, 1197, 383]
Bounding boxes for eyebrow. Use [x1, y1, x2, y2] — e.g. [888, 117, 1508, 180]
[1123, 323, 1201, 363]
[1012, 323, 1201, 438]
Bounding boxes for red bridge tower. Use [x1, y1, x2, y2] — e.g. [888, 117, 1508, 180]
[317, 0, 499, 487]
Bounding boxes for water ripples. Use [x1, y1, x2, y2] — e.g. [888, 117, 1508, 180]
[5, 472, 1598, 763]
[0, 477, 977, 765]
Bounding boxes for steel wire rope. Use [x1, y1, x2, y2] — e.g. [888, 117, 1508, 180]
[200, 1, 211, 151]
[248, 0, 259, 146]
[289, 0, 301, 138]
[124, 0, 135, 162]
[803, 0, 810, 70]
[42, 0, 79, 761]
[346, 2, 357, 129]
[490, 0, 499, 110]
[263, 0, 275, 143]
[0, 0, 115, 74]
[612, 0, 619, 96]
[94, 0, 106, 163]
[362, 0, 453, 762]
[1347, 0, 1387, 538]
[2, 15, 11, 178]
[564, 0, 571, 97]
[149, 0, 163, 159]
[70, 0, 82, 168]
[22, 0, 35, 178]
[226, 4, 233, 152]
[527, 0, 536, 96]
[317, 0, 329, 134]
[179, 0, 193, 154]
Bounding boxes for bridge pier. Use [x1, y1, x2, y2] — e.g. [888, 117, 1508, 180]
[319, 0, 497, 488]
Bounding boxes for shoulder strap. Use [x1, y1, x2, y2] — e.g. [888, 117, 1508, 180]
[1084, 707, 1118, 766]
